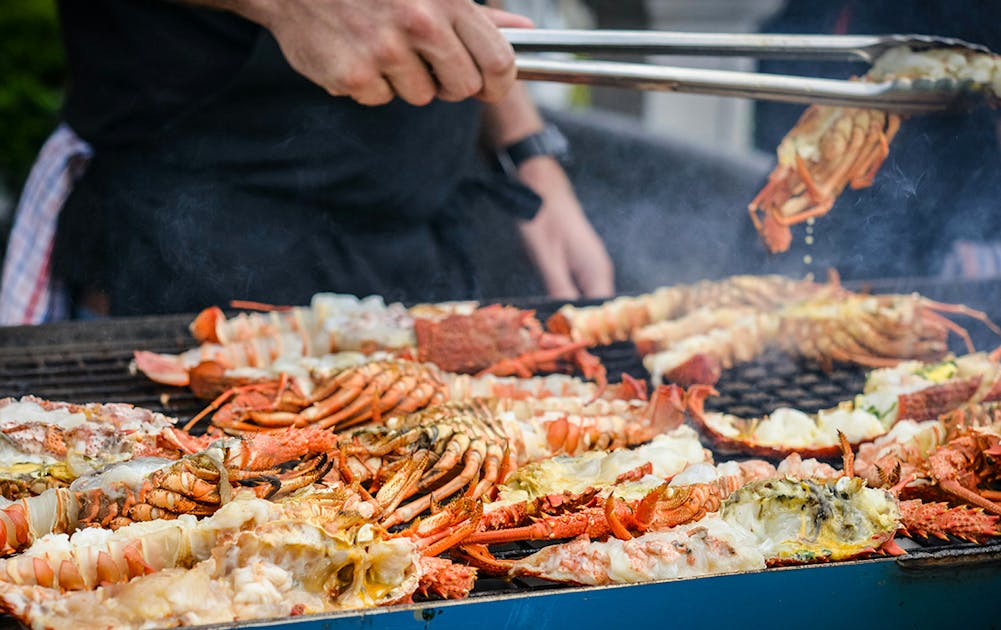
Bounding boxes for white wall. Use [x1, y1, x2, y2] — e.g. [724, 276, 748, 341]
[643, 0, 784, 157]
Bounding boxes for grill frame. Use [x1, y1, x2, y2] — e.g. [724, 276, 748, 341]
[1, 278, 1001, 628]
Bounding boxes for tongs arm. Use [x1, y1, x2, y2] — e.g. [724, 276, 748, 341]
[504, 29, 987, 63]
[505, 29, 989, 114]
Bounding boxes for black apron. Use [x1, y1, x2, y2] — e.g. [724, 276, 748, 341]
[54, 3, 539, 315]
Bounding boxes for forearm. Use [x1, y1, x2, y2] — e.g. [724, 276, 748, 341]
[479, 0, 545, 146]
[482, 82, 546, 148]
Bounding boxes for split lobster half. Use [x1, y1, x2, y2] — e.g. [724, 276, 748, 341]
[685, 352, 1001, 459]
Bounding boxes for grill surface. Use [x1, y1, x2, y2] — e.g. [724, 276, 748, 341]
[0, 279, 1000, 626]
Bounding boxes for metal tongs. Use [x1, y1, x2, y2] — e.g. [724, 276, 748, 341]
[505, 30, 992, 114]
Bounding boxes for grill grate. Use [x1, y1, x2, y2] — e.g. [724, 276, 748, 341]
[0, 314, 205, 421]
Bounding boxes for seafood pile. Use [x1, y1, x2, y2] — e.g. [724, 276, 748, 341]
[5, 279, 998, 627]
[0, 389, 932, 629]
[134, 297, 604, 397]
[687, 351, 1001, 458]
[0, 397, 207, 499]
[0, 391, 994, 626]
[548, 273, 997, 388]
[751, 46, 1001, 252]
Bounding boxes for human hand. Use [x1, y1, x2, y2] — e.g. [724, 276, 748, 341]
[238, 0, 533, 106]
[515, 157, 614, 299]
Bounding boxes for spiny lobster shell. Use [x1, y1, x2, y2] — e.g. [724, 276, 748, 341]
[898, 499, 1001, 544]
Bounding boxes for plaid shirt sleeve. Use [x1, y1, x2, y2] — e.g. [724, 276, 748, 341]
[0, 124, 93, 325]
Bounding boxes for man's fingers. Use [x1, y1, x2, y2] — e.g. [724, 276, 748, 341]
[453, 10, 518, 103]
[567, 231, 615, 298]
[536, 250, 580, 300]
[266, 1, 530, 106]
[404, 9, 483, 102]
[519, 222, 580, 300]
[336, 66, 396, 106]
[574, 256, 615, 298]
[378, 42, 439, 106]
[424, 44, 483, 102]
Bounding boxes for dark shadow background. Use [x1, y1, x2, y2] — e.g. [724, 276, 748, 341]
[4, 0, 1001, 310]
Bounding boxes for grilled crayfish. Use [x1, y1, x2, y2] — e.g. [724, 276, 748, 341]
[643, 292, 998, 387]
[0, 491, 480, 628]
[0, 428, 335, 555]
[413, 304, 606, 389]
[547, 273, 843, 346]
[0, 397, 209, 500]
[751, 46, 1001, 253]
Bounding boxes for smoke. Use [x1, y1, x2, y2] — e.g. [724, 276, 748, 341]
[550, 108, 774, 293]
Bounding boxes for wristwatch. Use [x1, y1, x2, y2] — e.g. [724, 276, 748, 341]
[494, 123, 571, 178]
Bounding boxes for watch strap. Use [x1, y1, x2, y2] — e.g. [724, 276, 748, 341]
[495, 124, 570, 176]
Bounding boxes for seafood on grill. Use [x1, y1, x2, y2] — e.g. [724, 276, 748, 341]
[474, 515, 767, 585]
[0, 428, 335, 555]
[719, 476, 901, 565]
[860, 403, 1001, 516]
[469, 473, 746, 548]
[642, 313, 776, 386]
[644, 292, 997, 386]
[337, 385, 691, 528]
[191, 359, 632, 435]
[132, 292, 473, 389]
[0, 397, 208, 500]
[188, 293, 428, 348]
[412, 304, 606, 389]
[137, 300, 609, 395]
[547, 273, 843, 346]
[194, 360, 450, 433]
[750, 46, 1001, 253]
[0, 491, 479, 629]
[466, 473, 900, 585]
[470, 450, 836, 547]
[488, 426, 710, 505]
[686, 352, 1001, 459]
[850, 404, 1001, 542]
[897, 498, 1001, 543]
[133, 339, 393, 394]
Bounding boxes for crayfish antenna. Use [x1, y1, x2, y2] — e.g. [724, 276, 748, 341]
[184, 385, 241, 431]
[838, 431, 855, 478]
[603, 495, 634, 541]
[452, 544, 514, 576]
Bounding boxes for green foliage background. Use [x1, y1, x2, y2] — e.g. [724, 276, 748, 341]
[0, 1, 65, 194]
